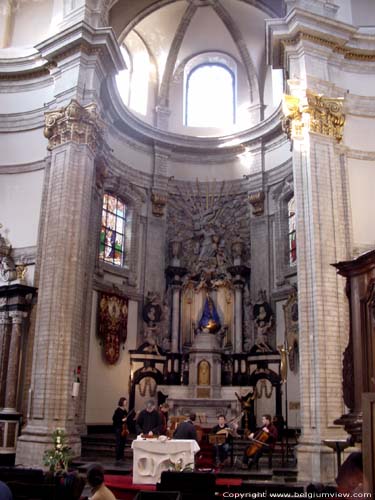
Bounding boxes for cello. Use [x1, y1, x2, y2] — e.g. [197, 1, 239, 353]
[245, 429, 271, 457]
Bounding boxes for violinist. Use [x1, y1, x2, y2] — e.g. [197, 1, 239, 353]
[112, 397, 128, 463]
[211, 415, 234, 467]
[241, 414, 278, 469]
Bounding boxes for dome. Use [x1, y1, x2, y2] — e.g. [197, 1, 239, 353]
[110, 0, 285, 138]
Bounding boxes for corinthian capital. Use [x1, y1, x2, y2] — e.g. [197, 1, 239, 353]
[44, 99, 106, 152]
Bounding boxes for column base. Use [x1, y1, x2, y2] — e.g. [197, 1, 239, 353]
[16, 426, 81, 467]
[296, 441, 337, 483]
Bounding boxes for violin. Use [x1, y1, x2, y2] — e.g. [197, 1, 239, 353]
[245, 429, 271, 457]
[121, 421, 129, 438]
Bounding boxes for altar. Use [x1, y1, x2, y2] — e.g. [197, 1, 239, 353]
[131, 438, 200, 484]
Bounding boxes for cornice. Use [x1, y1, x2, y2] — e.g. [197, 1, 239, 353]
[0, 21, 124, 81]
[266, 8, 375, 67]
[103, 75, 284, 157]
[0, 159, 46, 175]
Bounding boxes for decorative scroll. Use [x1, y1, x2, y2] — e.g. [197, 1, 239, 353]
[151, 191, 167, 217]
[98, 293, 128, 364]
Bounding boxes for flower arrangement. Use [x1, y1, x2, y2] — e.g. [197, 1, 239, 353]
[43, 428, 73, 472]
[167, 458, 194, 472]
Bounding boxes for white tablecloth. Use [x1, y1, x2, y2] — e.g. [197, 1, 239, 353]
[131, 438, 200, 484]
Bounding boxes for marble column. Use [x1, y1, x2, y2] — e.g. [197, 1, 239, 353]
[166, 267, 187, 354]
[0, 314, 11, 408]
[234, 283, 244, 353]
[228, 265, 250, 354]
[3, 313, 25, 413]
[171, 285, 181, 353]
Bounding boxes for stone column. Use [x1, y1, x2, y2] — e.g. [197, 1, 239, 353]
[283, 90, 351, 482]
[16, 100, 107, 466]
[3, 313, 25, 412]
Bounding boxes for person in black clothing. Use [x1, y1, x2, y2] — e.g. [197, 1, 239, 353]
[211, 414, 232, 466]
[112, 396, 128, 462]
[173, 413, 198, 440]
[241, 414, 278, 469]
[135, 400, 163, 436]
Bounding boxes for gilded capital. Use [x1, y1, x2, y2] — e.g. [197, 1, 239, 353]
[282, 94, 303, 140]
[282, 91, 345, 143]
[306, 90, 345, 143]
[44, 99, 106, 152]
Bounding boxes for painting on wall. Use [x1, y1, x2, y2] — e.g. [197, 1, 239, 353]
[98, 293, 128, 364]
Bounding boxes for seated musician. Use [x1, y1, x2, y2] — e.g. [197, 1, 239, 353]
[211, 414, 233, 467]
[241, 414, 278, 469]
[135, 400, 163, 437]
[173, 413, 198, 440]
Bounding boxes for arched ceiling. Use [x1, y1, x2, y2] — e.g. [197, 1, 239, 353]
[109, 0, 285, 137]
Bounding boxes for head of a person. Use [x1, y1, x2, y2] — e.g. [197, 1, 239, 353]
[336, 452, 363, 493]
[160, 402, 169, 413]
[217, 415, 226, 427]
[87, 464, 105, 489]
[56, 471, 86, 500]
[262, 414, 272, 426]
[146, 400, 155, 412]
[118, 397, 127, 408]
[189, 413, 196, 422]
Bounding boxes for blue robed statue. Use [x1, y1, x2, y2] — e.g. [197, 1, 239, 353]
[198, 294, 221, 333]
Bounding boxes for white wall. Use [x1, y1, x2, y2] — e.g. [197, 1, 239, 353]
[347, 157, 375, 252]
[85, 293, 139, 423]
[0, 170, 44, 248]
[1, 129, 47, 164]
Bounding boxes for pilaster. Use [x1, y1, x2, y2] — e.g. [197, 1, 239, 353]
[16, 99, 107, 466]
[284, 90, 351, 482]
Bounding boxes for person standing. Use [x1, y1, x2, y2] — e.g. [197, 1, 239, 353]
[173, 413, 198, 440]
[135, 400, 163, 436]
[241, 414, 278, 469]
[112, 397, 128, 462]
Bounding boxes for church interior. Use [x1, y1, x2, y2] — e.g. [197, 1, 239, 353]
[0, 0, 375, 497]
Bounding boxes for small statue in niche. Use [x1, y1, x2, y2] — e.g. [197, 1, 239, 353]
[142, 292, 163, 354]
[0, 228, 17, 284]
[253, 290, 273, 352]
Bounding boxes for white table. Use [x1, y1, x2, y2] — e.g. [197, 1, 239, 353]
[131, 438, 200, 484]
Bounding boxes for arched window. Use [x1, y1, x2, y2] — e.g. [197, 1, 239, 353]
[185, 63, 235, 127]
[288, 197, 297, 265]
[99, 193, 127, 266]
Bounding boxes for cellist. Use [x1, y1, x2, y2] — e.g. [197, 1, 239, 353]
[241, 414, 278, 469]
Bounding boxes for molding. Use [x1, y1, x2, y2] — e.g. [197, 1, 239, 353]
[104, 75, 284, 157]
[0, 21, 124, 80]
[0, 160, 46, 174]
[266, 8, 375, 68]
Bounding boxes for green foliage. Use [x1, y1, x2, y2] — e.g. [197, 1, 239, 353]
[43, 428, 73, 472]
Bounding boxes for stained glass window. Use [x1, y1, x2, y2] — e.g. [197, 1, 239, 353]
[99, 193, 126, 266]
[288, 197, 297, 265]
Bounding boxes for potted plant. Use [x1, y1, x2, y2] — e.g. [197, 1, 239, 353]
[43, 428, 73, 473]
